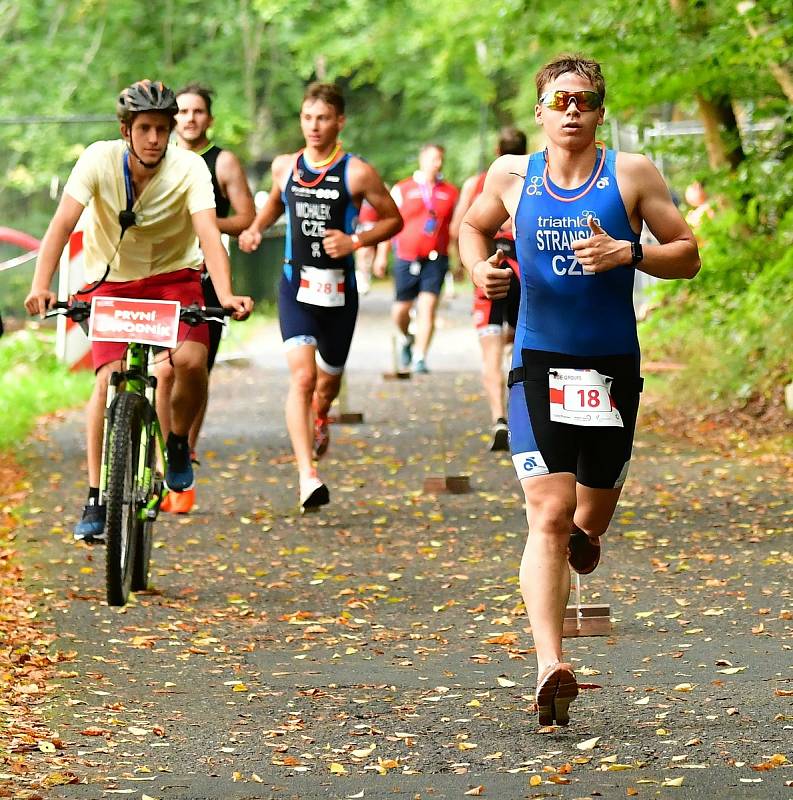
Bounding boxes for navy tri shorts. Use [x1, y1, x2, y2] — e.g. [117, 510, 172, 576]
[393, 255, 449, 301]
[278, 272, 359, 373]
[508, 349, 643, 489]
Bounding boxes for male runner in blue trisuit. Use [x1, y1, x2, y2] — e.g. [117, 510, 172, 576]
[240, 83, 402, 511]
[459, 54, 700, 726]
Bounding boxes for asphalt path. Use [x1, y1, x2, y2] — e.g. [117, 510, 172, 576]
[13, 284, 793, 799]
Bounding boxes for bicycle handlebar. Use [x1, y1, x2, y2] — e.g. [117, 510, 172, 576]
[179, 305, 234, 325]
[43, 301, 234, 325]
[44, 300, 92, 322]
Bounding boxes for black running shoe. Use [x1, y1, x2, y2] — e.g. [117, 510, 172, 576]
[490, 418, 509, 451]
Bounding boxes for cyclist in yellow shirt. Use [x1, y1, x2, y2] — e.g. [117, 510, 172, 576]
[25, 80, 253, 542]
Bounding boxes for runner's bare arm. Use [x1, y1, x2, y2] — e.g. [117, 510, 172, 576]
[215, 150, 256, 237]
[631, 155, 700, 279]
[449, 174, 480, 242]
[372, 239, 390, 278]
[323, 159, 403, 259]
[371, 183, 403, 277]
[193, 208, 253, 319]
[24, 194, 85, 316]
[459, 160, 513, 299]
[238, 154, 290, 253]
[572, 154, 700, 278]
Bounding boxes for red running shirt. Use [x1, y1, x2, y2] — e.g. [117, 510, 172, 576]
[357, 200, 378, 225]
[392, 175, 458, 261]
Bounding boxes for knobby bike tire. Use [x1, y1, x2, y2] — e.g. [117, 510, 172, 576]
[105, 392, 146, 606]
[131, 420, 158, 592]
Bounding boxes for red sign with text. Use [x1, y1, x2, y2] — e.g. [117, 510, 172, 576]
[88, 297, 180, 348]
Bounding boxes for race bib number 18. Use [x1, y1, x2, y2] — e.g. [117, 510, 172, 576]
[297, 267, 345, 308]
[548, 368, 623, 428]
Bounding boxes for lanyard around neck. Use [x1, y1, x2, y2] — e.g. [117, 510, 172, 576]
[118, 151, 137, 239]
[418, 178, 436, 214]
[292, 148, 344, 188]
[122, 151, 135, 211]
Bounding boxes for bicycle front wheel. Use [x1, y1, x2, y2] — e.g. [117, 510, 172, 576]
[131, 427, 159, 593]
[105, 392, 147, 606]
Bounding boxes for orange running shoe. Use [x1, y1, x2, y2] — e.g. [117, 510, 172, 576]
[160, 487, 195, 514]
[535, 661, 578, 726]
[568, 526, 601, 574]
[313, 415, 330, 458]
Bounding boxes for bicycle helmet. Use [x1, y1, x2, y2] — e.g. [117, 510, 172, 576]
[116, 80, 178, 124]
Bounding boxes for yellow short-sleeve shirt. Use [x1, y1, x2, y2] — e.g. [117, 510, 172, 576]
[63, 140, 216, 282]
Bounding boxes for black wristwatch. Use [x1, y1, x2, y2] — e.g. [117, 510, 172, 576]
[630, 240, 644, 267]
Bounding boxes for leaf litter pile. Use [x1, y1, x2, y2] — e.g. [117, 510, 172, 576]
[2, 364, 792, 799]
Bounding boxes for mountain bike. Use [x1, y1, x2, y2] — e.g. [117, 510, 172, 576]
[47, 299, 231, 606]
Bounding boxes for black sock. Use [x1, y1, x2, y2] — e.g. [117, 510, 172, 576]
[87, 487, 100, 506]
[167, 432, 188, 450]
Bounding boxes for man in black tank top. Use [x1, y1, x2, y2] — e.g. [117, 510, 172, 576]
[449, 126, 526, 452]
[158, 83, 255, 513]
[240, 83, 402, 512]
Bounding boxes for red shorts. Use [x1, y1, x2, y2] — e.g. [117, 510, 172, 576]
[472, 264, 521, 335]
[76, 268, 208, 371]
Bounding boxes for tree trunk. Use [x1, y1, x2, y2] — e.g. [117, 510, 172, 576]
[696, 95, 746, 170]
[670, 0, 746, 170]
[744, 19, 793, 102]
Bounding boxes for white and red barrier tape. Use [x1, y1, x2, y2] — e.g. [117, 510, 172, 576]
[55, 230, 92, 370]
[0, 250, 38, 272]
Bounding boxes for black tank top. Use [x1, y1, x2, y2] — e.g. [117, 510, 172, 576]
[201, 145, 231, 219]
[283, 152, 355, 271]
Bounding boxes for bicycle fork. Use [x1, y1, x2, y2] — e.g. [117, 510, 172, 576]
[98, 380, 119, 506]
[140, 373, 165, 521]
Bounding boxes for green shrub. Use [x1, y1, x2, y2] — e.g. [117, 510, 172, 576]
[641, 166, 792, 409]
[0, 328, 93, 449]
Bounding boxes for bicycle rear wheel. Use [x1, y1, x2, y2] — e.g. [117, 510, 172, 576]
[105, 392, 147, 606]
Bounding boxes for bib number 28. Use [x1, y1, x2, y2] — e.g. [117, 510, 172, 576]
[297, 267, 345, 308]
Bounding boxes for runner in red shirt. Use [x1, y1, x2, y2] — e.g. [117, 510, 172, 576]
[377, 144, 458, 374]
[450, 127, 526, 450]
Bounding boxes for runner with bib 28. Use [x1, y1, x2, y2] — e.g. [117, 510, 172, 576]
[458, 54, 700, 727]
[239, 83, 402, 512]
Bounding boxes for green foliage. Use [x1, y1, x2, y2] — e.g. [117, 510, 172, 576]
[641, 140, 793, 407]
[0, 329, 93, 449]
[0, 0, 790, 413]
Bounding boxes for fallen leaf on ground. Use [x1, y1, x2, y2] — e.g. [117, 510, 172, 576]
[577, 736, 601, 751]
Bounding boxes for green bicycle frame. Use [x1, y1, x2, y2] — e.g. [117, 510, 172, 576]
[98, 342, 167, 520]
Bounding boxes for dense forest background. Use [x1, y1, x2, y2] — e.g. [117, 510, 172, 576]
[0, 0, 790, 413]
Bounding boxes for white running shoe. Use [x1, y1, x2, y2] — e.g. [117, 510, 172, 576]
[300, 471, 330, 512]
